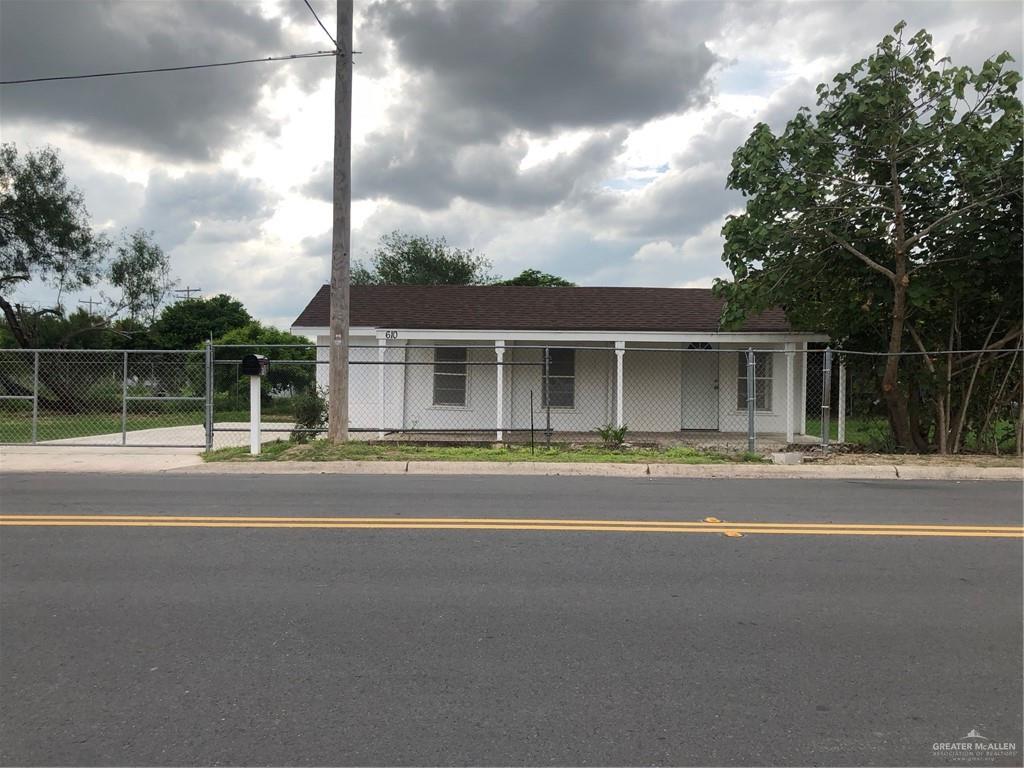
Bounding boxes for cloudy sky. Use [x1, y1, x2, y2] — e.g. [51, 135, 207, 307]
[1, 0, 1020, 329]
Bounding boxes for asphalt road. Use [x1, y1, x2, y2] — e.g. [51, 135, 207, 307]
[1, 473, 1021, 766]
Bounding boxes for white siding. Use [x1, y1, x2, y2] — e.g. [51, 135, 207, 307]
[398, 342, 498, 431]
[316, 334, 379, 432]
[717, 344, 791, 434]
[316, 335, 805, 436]
[507, 343, 613, 432]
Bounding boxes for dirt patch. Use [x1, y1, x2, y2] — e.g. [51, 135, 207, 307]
[805, 450, 1022, 468]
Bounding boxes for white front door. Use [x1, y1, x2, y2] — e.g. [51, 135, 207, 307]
[680, 347, 719, 430]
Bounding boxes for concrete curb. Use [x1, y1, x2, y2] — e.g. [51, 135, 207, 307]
[177, 460, 1024, 482]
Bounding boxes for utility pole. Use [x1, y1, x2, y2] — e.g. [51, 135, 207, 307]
[78, 296, 102, 313]
[327, 0, 353, 443]
[174, 286, 202, 300]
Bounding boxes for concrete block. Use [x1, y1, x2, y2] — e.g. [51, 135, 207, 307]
[771, 452, 804, 465]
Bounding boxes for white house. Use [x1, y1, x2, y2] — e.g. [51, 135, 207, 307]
[291, 285, 828, 442]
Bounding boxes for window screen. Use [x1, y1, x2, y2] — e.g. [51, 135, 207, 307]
[542, 348, 575, 408]
[433, 347, 467, 406]
[736, 352, 773, 410]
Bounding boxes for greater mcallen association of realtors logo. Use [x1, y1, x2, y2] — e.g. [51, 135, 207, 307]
[933, 728, 1018, 762]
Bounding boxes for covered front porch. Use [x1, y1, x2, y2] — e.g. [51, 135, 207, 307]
[316, 328, 834, 445]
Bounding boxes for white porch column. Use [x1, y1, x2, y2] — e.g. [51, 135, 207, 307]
[377, 338, 386, 439]
[785, 342, 796, 444]
[800, 341, 808, 435]
[615, 341, 625, 427]
[495, 340, 505, 441]
[838, 358, 847, 444]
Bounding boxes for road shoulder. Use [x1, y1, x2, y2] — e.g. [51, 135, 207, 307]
[3, 446, 1020, 480]
[178, 459, 1022, 481]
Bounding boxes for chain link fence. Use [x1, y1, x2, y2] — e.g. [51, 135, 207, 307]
[208, 343, 314, 448]
[3, 343, 1018, 455]
[209, 342, 823, 453]
[0, 349, 207, 446]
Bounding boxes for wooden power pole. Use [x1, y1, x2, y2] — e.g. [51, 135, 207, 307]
[328, 0, 353, 443]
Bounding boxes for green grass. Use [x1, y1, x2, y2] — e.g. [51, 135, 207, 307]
[805, 416, 892, 448]
[203, 439, 767, 464]
[0, 410, 206, 442]
[806, 415, 1019, 454]
[0, 404, 294, 443]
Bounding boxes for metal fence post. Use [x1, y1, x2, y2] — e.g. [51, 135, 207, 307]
[746, 347, 756, 453]
[543, 347, 552, 446]
[821, 347, 832, 448]
[204, 341, 214, 452]
[31, 351, 39, 444]
[837, 355, 846, 444]
[530, 389, 535, 454]
[377, 338, 386, 440]
[121, 351, 129, 445]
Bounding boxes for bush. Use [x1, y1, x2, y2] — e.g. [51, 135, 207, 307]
[290, 388, 326, 443]
[595, 423, 628, 447]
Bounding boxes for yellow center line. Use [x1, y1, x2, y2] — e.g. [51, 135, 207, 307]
[4, 518, 1019, 536]
[1, 514, 1021, 538]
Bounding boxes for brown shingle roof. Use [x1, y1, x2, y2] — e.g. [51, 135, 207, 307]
[292, 284, 793, 333]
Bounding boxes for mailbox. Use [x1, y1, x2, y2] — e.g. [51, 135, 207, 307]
[240, 354, 269, 376]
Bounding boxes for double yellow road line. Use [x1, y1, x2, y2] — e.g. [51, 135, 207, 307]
[1, 514, 1021, 538]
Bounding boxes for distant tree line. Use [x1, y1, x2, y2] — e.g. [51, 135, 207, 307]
[351, 230, 574, 287]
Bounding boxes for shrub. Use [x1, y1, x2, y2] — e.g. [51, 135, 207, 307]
[595, 423, 628, 447]
[290, 388, 326, 443]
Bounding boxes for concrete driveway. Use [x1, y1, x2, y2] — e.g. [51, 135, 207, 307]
[0, 423, 296, 473]
[42, 421, 296, 448]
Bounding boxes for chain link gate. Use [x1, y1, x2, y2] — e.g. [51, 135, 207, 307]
[0, 349, 208, 447]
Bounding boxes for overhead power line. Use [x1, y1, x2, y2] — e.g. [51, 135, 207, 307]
[0, 50, 337, 86]
[301, 0, 338, 48]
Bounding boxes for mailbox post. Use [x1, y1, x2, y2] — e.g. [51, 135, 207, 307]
[241, 354, 269, 456]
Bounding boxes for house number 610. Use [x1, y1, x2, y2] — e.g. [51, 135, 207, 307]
[384, 330, 399, 339]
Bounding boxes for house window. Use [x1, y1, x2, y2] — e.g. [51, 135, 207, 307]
[542, 348, 575, 408]
[433, 347, 467, 406]
[736, 352, 773, 410]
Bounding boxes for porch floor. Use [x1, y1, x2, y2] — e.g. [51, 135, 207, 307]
[371, 430, 818, 452]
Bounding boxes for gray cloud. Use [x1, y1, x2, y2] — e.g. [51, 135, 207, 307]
[0, 0, 329, 161]
[136, 170, 276, 250]
[329, 0, 724, 211]
[781, 1, 1020, 67]
[577, 114, 750, 242]
[58, 155, 146, 231]
[366, 0, 722, 137]
[342, 126, 626, 210]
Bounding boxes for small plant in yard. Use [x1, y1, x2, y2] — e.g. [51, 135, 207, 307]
[290, 388, 326, 443]
[594, 423, 628, 447]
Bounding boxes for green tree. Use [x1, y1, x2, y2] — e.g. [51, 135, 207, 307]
[716, 23, 1022, 451]
[498, 269, 575, 287]
[353, 231, 493, 285]
[1, 307, 110, 349]
[106, 229, 175, 323]
[153, 294, 252, 349]
[0, 143, 108, 347]
[213, 321, 314, 400]
[0, 145, 177, 349]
